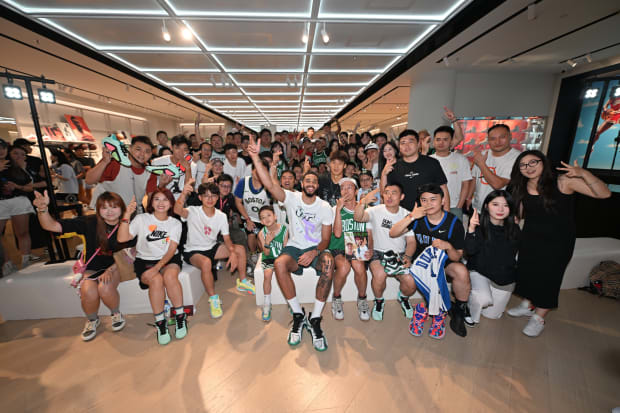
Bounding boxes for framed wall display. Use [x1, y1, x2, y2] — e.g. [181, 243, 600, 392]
[64, 114, 95, 141]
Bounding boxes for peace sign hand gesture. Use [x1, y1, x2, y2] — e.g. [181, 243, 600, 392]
[183, 179, 196, 196]
[556, 160, 584, 178]
[248, 135, 261, 160]
[124, 196, 137, 219]
[33, 190, 50, 210]
[468, 208, 480, 233]
[443, 106, 457, 123]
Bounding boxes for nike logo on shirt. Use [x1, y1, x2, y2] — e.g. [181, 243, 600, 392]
[437, 230, 446, 233]
[146, 230, 169, 242]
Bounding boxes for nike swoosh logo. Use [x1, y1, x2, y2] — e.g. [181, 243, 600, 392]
[146, 235, 167, 242]
[438, 230, 446, 233]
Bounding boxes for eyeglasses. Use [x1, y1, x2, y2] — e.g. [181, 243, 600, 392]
[219, 184, 232, 189]
[519, 159, 542, 170]
[204, 194, 219, 199]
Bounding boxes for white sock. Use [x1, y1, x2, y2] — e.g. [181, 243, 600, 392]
[264, 294, 271, 307]
[287, 297, 302, 314]
[311, 300, 325, 319]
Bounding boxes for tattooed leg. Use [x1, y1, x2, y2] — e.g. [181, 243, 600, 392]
[316, 251, 334, 301]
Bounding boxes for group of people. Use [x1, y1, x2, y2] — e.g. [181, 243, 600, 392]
[10, 109, 612, 350]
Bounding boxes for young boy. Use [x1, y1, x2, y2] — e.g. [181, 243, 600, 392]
[257, 205, 288, 322]
[357, 170, 380, 206]
[174, 181, 255, 319]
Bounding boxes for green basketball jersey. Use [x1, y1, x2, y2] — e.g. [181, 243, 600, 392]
[328, 207, 367, 253]
[261, 224, 287, 261]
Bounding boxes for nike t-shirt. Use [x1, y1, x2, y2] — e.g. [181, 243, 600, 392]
[183, 206, 229, 252]
[129, 213, 182, 260]
[366, 204, 413, 254]
[408, 211, 465, 259]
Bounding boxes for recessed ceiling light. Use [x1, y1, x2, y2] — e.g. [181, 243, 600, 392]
[181, 27, 193, 40]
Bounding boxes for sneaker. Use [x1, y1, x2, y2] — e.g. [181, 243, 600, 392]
[331, 297, 344, 320]
[175, 313, 188, 339]
[288, 310, 306, 346]
[398, 292, 413, 319]
[449, 304, 467, 337]
[409, 302, 428, 337]
[429, 312, 447, 340]
[103, 135, 131, 167]
[306, 316, 328, 352]
[357, 298, 370, 321]
[262, 303, 272, 322]
[155, 319, 171, 345]
[81, 318, 100, 341]
[236, 278, 255, 295]
[464, 305, 476, 328]
[209, 295, 223, 319]
[522, 314, 545, 337]
[381, 250, 406, 276]
[372, 299, 385, 321]
[2, 261, 17, 276]
[111, 312, 126, 332]
[507, 300, 535, 318]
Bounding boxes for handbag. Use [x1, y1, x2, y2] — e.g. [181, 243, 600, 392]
[70, 224, 119, 287]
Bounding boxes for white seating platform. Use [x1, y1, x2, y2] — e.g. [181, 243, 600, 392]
[0, 261, 205, 321]
[561, 237, 620, 289]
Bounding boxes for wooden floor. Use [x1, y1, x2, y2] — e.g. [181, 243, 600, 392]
[0, 272, 619, 413]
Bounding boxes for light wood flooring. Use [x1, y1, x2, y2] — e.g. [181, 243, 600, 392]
[0, 272, 619, 413]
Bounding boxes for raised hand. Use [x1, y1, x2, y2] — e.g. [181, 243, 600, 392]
[183, 178, 195, 196]
[381, 158, 396, 177]
[101, 146, 111, 164]
[33, 189, 50, 210]
[409, 203, 426, 220]
[362, 188, 379, 204]
[303, 156, 311, 174]
[248, 135, 261, 159]
[336, 196, 346, 210]
[472, 146, 488, 166]
[159, 173, 173, 186]
[443, 106, 457, 123]
[468, 208, 480, 233]
[556, 160, 584, 178]
[125, 196, 137, 218]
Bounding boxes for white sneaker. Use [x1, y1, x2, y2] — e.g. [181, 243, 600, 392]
[357, 298, 370, 321]
[111, 313, 126, 332]
[331, 297, 344, 320]
[507, 299, 534, 317]
[2, 261, 17, 276]
[81, 318, 100, 341]
[523, 314, 545, 337]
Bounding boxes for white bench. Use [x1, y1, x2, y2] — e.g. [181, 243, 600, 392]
[561, 237, 620, 289]
[0, 261, 205, 321]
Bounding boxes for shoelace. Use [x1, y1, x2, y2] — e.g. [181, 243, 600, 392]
[176, 314, 185, 329]
[85, 320, 98, 331]
[400, 298, 412, 310]
[309, 317, 324, 338]
[210, 298, 221, 309]
[290, 314, 305, 333]
[375, 299, 384, 312]
[334, 299, 343, 312]
[359, 300, 369, 313]
[111, 313, 123, 324]
[155, 320, 167, 335]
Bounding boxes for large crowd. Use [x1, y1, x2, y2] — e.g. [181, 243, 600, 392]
[1, 107, 611, 350]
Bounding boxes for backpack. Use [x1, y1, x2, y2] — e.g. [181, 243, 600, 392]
[580, 261, 620, 299]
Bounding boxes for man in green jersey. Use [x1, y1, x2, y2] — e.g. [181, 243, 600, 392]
[329, 178, 373, 321]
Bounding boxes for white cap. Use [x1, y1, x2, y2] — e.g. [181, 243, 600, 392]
[364, 143, 379, 152]
[338, 177, 358, 188]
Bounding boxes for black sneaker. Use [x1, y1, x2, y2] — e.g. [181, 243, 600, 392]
[306, 316, 328, 352]
[449, 303, 467, 337]
[175, 312, 188, 339]
[287, 309, 306, 346]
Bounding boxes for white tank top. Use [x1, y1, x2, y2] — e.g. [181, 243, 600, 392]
[242, 177, 269, 223]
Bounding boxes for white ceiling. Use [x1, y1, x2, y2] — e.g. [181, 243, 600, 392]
[2, 0, 471, 130]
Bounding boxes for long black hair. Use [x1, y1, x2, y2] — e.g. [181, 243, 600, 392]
[378, 140, 400, 176]
[509, 150, 556, 217]
[479, 190, 520, 240]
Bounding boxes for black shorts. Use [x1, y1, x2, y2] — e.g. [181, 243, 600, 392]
[134, 254, 182, 290]
[243, 220, 264, 235]
[183, 243, 221, 266]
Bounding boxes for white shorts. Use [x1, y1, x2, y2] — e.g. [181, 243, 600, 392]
[0, 196, 35, 220]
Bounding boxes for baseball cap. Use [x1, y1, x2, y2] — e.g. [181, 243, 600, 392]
[13, 138, 34, 147]
[364, 143, 379, 152]
[211, 157, 224, 165]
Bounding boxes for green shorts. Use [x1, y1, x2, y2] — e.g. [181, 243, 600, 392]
[280, 246, 331, 276]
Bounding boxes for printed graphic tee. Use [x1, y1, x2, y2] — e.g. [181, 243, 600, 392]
[282, 189, 333, 250]
[366, 204, 412, 254]
[183, 206, 229, 252]
[129, 213, 181, 260]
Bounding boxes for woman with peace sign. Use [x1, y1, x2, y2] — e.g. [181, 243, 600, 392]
[34, 190, 134, 342]
[506, 150, 611, 337]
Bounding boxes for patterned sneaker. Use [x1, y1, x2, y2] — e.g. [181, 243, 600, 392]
[209, 295, 223, 319]
[103, 135, 131, 167]
[155, 319, 171, 345]
[357, 298, 370, 321]
[307, 316, 328, 352]
[262, 303, 272, 322]
[111, 312, 126, 332]
[331, 297, 344, 320]
[288, 310, 306, 346]
[381, 250, 406, 276]
[81, 318, 100, 341]
[372, 299, 385, 321]
[507, 300, 535, 318]
[175, 313, 188, 339]
[409, 303, 428, 337]
[398, 292, 413, 319]
[429, 312, 447, 340]
[522, 314, 545, 337]
[236, 278, 256, 295]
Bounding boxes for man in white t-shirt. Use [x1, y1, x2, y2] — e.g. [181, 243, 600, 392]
[191, 142, 213, 190]
[354, 183, 417, 322]
[469, 124, 521, 211]
[430, 126, 473, 221]
[174, 180, 254, 319]
[222, 143, 248, 186]
[147, 135, 192, 200]
[248, 135, 334, 352]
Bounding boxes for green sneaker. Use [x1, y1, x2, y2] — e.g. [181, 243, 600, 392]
[209, 295, 223, 319]
[381, 250, 406, 276]
[306, 316, 328, 352]
[288, 310, 306, 346]
[372, 299, 385, 321]
[155, 320, 171, 345]
[398, 292, 413, 319]
[175, 312, 188, 339]
[237, 278, 256, 295]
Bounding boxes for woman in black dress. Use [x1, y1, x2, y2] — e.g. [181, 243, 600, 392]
[507, 150, 611, 337]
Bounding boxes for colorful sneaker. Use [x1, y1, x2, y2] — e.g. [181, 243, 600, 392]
[398, 292, 413, 319]
[331, 297, 344, 320]
[103, 135, 131, 167]
[372, 299, 385, 321]
[409, 303, 428, 337]
[175, 312, 188, 339]
[288, 310, 306, 346]
[522, 314, 545, 337]
[307, 316, 328, 352]
[261, 303, 272, 322]
[111, 312, 126, 332]
[236, 278, 255, 295]
[357, 298, 370, 321]
[429, 312, 447, 340]
[209, 295, 223, 319]
[81, 318, 100, 341]
[507, 300, 535, 318]
[145, 164, 181, 179]
[155, 319, 171, 345]
[381, 250, 406, 276]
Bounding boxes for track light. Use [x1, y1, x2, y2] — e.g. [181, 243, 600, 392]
[443, 56, 449, 67]
[567, 59, 577, 68]
[320, 23, 330, 44]
[162, 20, 171, 42]
[181, 27, 192, 40]
[2, 77, 22, 100]
[585, 53, 592, 63]
[302, 23, 309, 44]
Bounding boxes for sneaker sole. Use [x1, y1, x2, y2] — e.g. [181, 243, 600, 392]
[429, 333, 446, 340]
[409, 328, 423, 337]
[237, 287, 255, 295]
[111, 322, 126, 332]
[81, 333, 97, 342]
[211, 312, 223, 319]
